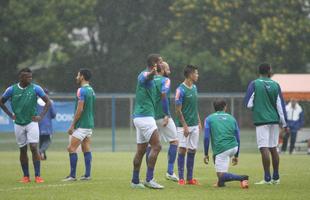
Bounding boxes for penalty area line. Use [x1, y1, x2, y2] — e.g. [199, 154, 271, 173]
[0, 181, 100, 192]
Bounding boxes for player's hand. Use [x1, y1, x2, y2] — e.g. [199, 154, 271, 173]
[32, 116, 42, 122]
[163, 116, 169, 127]
[284, 127, 290, 134]
[232, 157, 238, 166]
[68, 125, 74, 135]
[204, 155, 209, 165]
[183, 125, 190, 137]
[11, 114, 16, 121]
[150, 65, 157, 75]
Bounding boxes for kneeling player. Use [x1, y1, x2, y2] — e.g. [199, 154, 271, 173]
[204, 100, 249, 188]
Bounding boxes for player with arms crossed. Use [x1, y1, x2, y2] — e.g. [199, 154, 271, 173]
[131, 54, 164, 189]
[151, 61, 179, 181]
[244, 63, 288, 185]
[0, 68, 51, 183]
[204, 100, 249, 188]
[175, 65, 201, 185]
[63, 69, 95, 181]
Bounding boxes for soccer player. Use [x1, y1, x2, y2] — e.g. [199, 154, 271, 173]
[244, 63, 288, 185]
[175, 65, 201, 185]
[131, 54, 164, 189]
[0, 68, 51, 183]
[37, 88, 57, 160]
[204, 100, 249, 188]
[63, 69, 95, 181]
[153, 61, 178, 181]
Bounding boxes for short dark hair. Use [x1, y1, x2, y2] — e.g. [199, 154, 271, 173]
[184, 65, 198, 78]
[213, 99, 227, 112]
[258, 63, 271, 75]
[147, 54, 161, 67]
[18, 67, 32, 75]
[79, 68, 92, 81]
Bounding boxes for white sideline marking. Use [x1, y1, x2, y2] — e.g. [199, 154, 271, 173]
[0, 182, 98, 192]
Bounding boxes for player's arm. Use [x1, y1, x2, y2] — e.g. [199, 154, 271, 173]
[0, 86, 15, 120]
[138, 67, 157, 83]
[161, 78, 170, 126]
[33, 86, 51, 122]
[175, 88, 189, 136]
[203, 117, 210, 165]
[50, 100, 57, 119]
[232, 120, 241, 166]
[68, 88, 85, 135]
[276, 85, 288, 130]
[244, 81, 255, 108]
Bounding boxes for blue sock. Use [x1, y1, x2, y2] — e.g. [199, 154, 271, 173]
[33, 160, 40, 177]
[167, 144, 177, 175]
[146, 167, 154, 182]
[264, 172, 271, 182]
[220, 173, 242, 182]
[21, 163, 29, 177]
[145, 146, 151, 164]
[84, 152, 92, 177]
[131, 170, 140, 184]
[177, 153, 185, 179]
[69, 153, 78, 178]
[273, 170, 279, 180]
[186, 152, 195, 180]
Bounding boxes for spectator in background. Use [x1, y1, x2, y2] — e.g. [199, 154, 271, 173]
[281, 99, 304, 154]
[37, 88, 56, 160]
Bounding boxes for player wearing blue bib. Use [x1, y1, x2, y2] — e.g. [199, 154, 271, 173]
[204, 100, 249, 188]
[0, 68, 51, 183]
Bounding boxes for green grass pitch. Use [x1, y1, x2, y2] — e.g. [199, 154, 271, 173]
[0, 129, 309, 200]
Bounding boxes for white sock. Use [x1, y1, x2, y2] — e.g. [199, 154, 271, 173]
[308, 148, 310, 153]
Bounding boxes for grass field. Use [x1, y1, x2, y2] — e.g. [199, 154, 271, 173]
[0, 129, 309, 200]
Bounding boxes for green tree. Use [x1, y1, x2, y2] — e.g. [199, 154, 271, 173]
[0, 0, 96, 89]
[168, 0, 310, 90]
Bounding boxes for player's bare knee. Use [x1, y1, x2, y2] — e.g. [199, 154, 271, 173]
[152, 143, 162, 152]
[188, 148, 196, 153]
[29, 144, 38, 152]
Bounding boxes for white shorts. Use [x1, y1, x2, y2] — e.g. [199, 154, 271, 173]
[256, 124, 279, 148]
[72, 128, 93, 141]
[215, 146, 238, 172]
[177, 125, 199, 150]
[133, 117, 157, 144]
[14, 122, 39, 147]
[156, 118, 178, 143]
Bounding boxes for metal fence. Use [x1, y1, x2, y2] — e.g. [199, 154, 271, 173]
[51, 93, 256, 131]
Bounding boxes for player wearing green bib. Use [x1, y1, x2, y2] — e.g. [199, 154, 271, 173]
[204, 100, 249, 188]
[146, 62, 178, 182]
[131, 54, 164, 189]
[0, 68, 51, 183]
[63, 69, 95, 181]
[175, 65, 201, 185]
[244, 63, 288, 185]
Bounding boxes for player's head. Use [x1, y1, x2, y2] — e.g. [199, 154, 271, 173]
[258, 63, 272, 77]
[184, 65, 198, 82]
[76, 68, 92, 85]
[159, 61, 171, 77]
[213, 99, 227, 112]
[147, 54, 162, 70]
[290, 98, 297, 108]
[18, 67, 32, 86]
